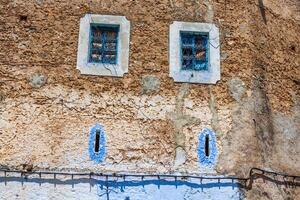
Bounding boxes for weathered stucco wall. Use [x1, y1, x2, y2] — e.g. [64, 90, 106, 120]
[0, 0, 299, 199]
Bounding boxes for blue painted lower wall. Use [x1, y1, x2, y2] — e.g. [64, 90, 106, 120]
[0, 175, 244, 200]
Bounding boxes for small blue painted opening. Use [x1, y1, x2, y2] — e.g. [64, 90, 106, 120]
[89, 123, 106, 163]
[198, 128, 217, 167]
[180, 31, 209, 71]
[89, 24, 119, 64]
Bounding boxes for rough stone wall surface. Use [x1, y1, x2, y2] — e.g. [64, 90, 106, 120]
[0, 0, 299, 199]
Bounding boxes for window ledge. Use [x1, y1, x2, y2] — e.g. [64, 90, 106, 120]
[76, 14, 130, 77]
[169, 21, 220, 84]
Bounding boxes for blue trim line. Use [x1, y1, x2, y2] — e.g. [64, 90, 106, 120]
[88, 123, 106, 163]
[198, 128, 218, 167]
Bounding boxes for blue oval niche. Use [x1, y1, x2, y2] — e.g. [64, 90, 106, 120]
[198, 128, 218, 167]
[88, 123, 106, 163]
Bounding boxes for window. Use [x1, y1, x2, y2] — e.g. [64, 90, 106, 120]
[77, 14, 130, 77]
[198, 128, 218, 167]
[169, 22, 220, 84]
[88, 123, 106, 163]
[180, 32, 208, 71]
[89, 24, 119, 64]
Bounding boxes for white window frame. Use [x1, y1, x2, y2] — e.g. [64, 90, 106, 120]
[169, 21, 220, 84]
[77, 14, 130, 77]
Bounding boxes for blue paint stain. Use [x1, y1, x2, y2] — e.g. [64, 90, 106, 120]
[198, 128, 218, 167]
[88, 123, 106, 163]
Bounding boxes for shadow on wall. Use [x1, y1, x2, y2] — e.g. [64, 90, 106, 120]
[96, 178, 241, 190]
[1, 173, 298, 190]
[0, 176, 242, 189]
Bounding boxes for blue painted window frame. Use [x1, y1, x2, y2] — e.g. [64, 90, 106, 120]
[198, 128, 218, 167]
[88, 24, 119, 64]
[180, 31, 209, 71]
[88, 123, 106, 163]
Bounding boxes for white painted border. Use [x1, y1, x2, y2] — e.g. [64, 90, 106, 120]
[169, 21, 220, 84]
[77, 14, 130, 77]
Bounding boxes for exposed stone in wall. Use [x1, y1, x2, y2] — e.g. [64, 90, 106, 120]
[141, 75, 160, 94]
[29, 73, 47, 88]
